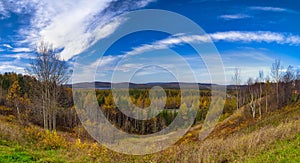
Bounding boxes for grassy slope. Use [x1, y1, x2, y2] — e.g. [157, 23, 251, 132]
[245, 133, 300, 163]
[0, 102, 299, 162]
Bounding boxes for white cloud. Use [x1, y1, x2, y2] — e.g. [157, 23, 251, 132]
[35, 0, 114, 60]
[0, 1, 4, 11]
[122, 31, 300, 57]
[219, 14, 250, 20]
[114, 63, 144, 72]
[96, 55, 123, 71]
[125, 35, 210, 56]
[75, 55, 116, 72]
[210, 31, 300, 45]
[0, 59, 29, 74]
[72, 55, 123, 83]
[12, 47, 32, 53]
[2, 44, 13, 49]
[286, 35, 300, 45]
[0, 1, 8, 19]
[249, 6, 295, 13]
[0, 0, 40, 19]
[221, 48, 276, 70]
[1, 0, 155, 61]
[2, 53, 33, 60]
[0, 64, 25, 73]
[136, 0, 156, 8]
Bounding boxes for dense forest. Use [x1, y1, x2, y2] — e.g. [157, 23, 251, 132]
[0, 57, 299, 137]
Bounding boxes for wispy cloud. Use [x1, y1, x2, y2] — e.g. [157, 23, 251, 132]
[74, 33, 293, 84]
[219, 14, 251, 20]
[0, 64, 25, 73]
[2, 0, 155, 61]
[249, 6, 297, 13]
[125, 34, 211, 56]
[0, 1, 9, 19]
[1, 44, 13, 49]
[222, 48, 274, 64]
[72, 55, 123, 83]
[0, 59, 29, 74]
[210, 31, 294, 44]
[122, 31, 300, 57]
[12, 47, 32, 53]
[2, 53, 33, 60]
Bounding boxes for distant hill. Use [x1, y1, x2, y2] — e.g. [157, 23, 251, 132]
[69, 82, 217, 90]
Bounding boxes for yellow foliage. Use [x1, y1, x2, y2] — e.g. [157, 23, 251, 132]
[25, 126, 44, 142]
[186, 133, 193, 138]
[74, 138, 88, 150]
[41, 130, 67, 150]
[25, 126, 66, 149]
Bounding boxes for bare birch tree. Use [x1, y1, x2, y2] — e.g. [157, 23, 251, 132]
[271, 59, 282, 108]
[232, 67, 241, 110]
[265, 75, 271, 113]
[258, 70, 264, 119]
[247, 78, 257, 119]
[27, 41, 69, 131]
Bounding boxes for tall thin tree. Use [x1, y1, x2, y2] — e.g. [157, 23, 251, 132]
[232, 67, 241, 110]
[26, 41, 68, 130]
[271, 59, 281, 108]
[258, 70, 264, 119]
[265, 76, 271, 113]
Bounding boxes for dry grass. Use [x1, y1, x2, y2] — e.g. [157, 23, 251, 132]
[0, 103, 299, 162]
[0, 115, 25, 143]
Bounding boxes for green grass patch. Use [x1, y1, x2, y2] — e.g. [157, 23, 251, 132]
[0, 143, 68, 163]
[30, 149, 67, 163]
[245, 134, 300, 163]
[0, 145, 34, 163]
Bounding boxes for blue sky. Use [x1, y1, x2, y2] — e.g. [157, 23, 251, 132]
[0, 0, 300, 84]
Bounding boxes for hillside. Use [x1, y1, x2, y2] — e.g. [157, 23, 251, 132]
[0, 102, 299, 162]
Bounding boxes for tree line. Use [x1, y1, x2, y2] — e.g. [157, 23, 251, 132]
[232, 59, 300, 119]
[0, 42, 300, 136]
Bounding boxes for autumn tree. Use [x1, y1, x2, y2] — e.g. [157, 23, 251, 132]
[20, 93, 32, 124]
[6, 81, 22, 122]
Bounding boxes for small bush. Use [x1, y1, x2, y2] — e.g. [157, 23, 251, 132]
[25, 126, 67, 150]
[40, 130, 67, 150]
[25, 126, 43, 143]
